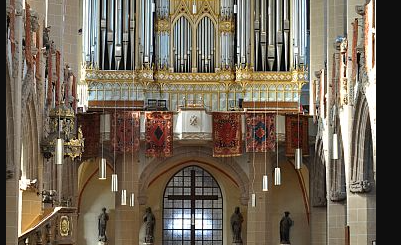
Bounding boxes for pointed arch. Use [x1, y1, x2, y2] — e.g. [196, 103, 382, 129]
[350, 91, 373, 193]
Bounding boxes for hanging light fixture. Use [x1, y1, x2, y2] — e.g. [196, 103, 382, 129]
[262, 92, 268, 192]
[99, 158, 107, 180]
[332, 132, 339, 160]
[274, 167, 281, 185]
[55, 105, 64, 165]
[251, 193, 256, 207]
[55, 138, 64, 165]
[111, 173, 118, 192]
[295, 88, 302, 170]
[262, 175, 268, 191]
[274, 80, 282, 185]
[121, 189, 127, 205]
[295, 148, 302, 169]
[111, 100, 118, 192]
[129, 69, 135, 207]
[129, 192, 135, 207]
[120, 95, 127, 205]
[99, 100, 107, 180]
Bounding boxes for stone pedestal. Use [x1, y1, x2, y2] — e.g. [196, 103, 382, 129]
[98, 242, 107, 245]
[143, 243, 153, 245]
[280, 243, 291, 245]
[232, 243, 243, 245]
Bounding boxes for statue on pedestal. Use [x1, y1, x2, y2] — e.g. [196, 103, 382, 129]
[98, 207, 109, 242]
[230, 206, 244, 243]
[280, 211, 293, 244]
[143, 207, 155, 243]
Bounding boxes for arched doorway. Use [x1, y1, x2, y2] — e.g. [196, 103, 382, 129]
[163, 165, 223, 245]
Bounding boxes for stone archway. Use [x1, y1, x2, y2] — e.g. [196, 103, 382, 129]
[350, 92, 374, 193]
[138, 145, 249, 206]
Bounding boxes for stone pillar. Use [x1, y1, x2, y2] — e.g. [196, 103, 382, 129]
[113, 154, 140, 245]
[7, 0, 24, 244]
[246, 153, 272, 244]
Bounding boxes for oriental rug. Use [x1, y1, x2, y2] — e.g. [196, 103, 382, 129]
[246, 113, 276, 152]
[145, 112, 173, 157]
[111, 111, 140, 153]
[212, 112, 242, 157]
[285, 114, 309, 156]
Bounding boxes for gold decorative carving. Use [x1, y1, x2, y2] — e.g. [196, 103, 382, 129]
[156, 19, 170, 33]
[219, 21, 235, 33]
[59, 216, 70, 237]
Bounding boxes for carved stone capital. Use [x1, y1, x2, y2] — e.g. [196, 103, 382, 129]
[350, 180, 372, 193]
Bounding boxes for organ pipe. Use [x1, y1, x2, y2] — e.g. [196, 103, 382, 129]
[107, 0, 114, 69]
[115, 0, 122, 69]
[267, 0, 276, 71]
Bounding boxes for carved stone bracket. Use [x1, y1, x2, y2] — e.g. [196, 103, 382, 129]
[350, 180, 372, 193]
[330, 190, 346, 202]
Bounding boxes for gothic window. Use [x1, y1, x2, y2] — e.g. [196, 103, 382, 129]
[163, 166, 223, 245]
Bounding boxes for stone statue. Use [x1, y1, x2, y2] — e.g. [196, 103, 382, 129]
[280, 211, 293, 244]
[143, 207, 155, 243]
[98, 207, 109, 242]
[230, 206, 244, 243]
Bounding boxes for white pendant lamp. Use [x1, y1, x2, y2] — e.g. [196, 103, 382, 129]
[251, 193, 256, 207]
[99, 158, 107, 180]
[332, 133, 339, 160]
[295, 148, 302, 169]
[55, 138, 64, 165]
[262, 175, 268, 191]
[121, 189, 127, 205]
[129, 193, 135, 207]
[274, 167, 281, 185]
[111, 173, 118, 192]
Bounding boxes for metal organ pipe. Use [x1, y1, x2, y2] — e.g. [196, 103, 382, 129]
[107, 0, 114, 70]
[293, 0, 299, 67]
[150, 1, 155, 65]
[276, 0, 283, 71]
[283, 0, 290, 71]
[241, 0, 245, 64]
[130, 0, 135, 69]
[115, 0, 122, 69]
[268, 0, 276, 71]
[123, 0, 129, 70]
[101, 0, 107, 69]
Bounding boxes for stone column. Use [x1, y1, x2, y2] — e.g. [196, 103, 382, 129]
[246, 153, 272, 244]
[113, 153, 140, 245]
[7, 0, 24, 243]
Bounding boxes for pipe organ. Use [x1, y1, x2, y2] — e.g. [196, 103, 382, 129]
[173, 16, 192, 73]
[82, 0, 308, 71]
[81, 0, 309, 111]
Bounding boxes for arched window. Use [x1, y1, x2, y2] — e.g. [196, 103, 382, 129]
[163, 166, 223, 244]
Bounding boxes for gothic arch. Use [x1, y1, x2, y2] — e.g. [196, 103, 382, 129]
[138, 145, 249, 205]
[350, 91, 373, 193]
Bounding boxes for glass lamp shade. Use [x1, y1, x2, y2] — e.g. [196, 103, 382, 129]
[274, 167, 281, 185]
[262, 175, 268, 191]
[129, 193, 135, 207]
[99, 158, 107, 180]
[121, 189, 127, 205]
[332, 133, 339, 160]
[295, 148, 302, 169]
[251, 193, 256, 207]
[111, 174, 118, 192]
[55, 138, 64, 165]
